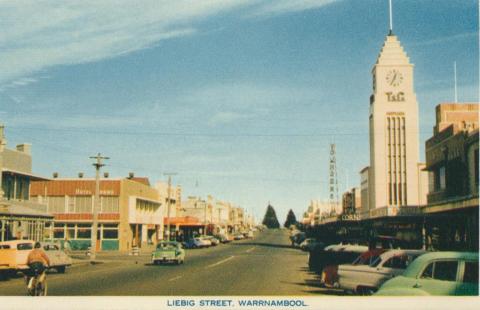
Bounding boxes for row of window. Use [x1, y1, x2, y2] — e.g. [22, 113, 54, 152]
[45, 196, 119, 214]
[386, 116, 408, 206]
[48, 223, 119, 240]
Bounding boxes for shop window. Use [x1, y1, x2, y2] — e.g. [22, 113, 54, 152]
[102, 224, 118, 239]
[77, 225, 91, 239]
[102, 229, 118, 239]
[53, 229, 65, 239]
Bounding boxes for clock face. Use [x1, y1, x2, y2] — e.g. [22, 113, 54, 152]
[386, 69, 403, 87]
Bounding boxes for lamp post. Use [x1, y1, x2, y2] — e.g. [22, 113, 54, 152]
[164, 173, 176, 241]
[89, 153, 109, 261]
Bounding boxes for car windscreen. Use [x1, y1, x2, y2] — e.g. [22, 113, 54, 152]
[157, 243, 177, 249]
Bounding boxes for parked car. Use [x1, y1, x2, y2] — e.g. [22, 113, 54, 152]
[233, 234, 244, 240]
[309, 243, 367, 273]
[0, 240, 72, 278]
[247, 230, 254, 239]
[290, 232, 306, 247]
[321, 248, 387, 289]
[151, 241, 185, 265]
[319, 245, 369, 286]
[183, 237, 210, 249]
[299, 238, 320, 252]
[337, 249, 426, 295]
[214, 234, 230, 243]
[200, 236, 219, 246]
[376, 251, 479, 296]
[39, 241, 72, 273]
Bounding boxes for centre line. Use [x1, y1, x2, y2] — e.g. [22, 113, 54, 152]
[168, 275, 183, 282]
[245, 247, 256, 253]
[206, 255, 235, 269]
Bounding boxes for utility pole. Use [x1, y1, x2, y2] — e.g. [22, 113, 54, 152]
[164, 173, 177, 241]
[89, 153, 109, 261]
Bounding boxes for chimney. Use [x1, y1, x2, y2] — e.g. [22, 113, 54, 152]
[16, 143, 31, 154]
[104, 172, 109, 178]
[128, 172, 134, 179]
[78, 172, 84, 178]
[53, 172, 58, 178]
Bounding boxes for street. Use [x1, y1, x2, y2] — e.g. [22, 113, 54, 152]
[0, 230, 339, 296]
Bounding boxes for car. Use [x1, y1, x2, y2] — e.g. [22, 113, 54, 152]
[375, 251, 479, 296]
[39, 241, 72, 273]
[200, 236, 219, 246]
[233, 234, 244, 240]
[320, 248, 386, 289]
[0, 240, 72, 278]
[183, 237, 210, 249]
[214, 234, 231, 243]
[247, 231, 254, 239]
[319, 245, 370, 286]
[151, 241, 185, 265]
[290, 232, 306, 247]
[299, 238, 320, 252]
[309, 243, 367, 273]
[337, 249, 426, 295]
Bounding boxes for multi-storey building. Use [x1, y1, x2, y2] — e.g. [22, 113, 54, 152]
[30, 175, 163, 252]
[423, 103, 479, 251]
[365, 32, 428, 218]
[0, 125, 52, 242]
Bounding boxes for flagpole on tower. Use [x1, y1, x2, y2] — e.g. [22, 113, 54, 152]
[454, 61, 458, 103]
[389, 0, 393, 35]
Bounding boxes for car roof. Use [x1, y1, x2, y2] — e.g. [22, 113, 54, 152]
[378, 249, 428, 260]
[403, 251, 479, 278]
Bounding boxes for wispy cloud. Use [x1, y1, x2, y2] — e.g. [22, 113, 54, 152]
[409, 32, 477, 47]
[0, 0, 340, 85]
[250, 0, 339, 16]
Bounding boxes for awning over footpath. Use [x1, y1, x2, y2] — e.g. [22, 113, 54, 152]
[164, 216, 203, 226]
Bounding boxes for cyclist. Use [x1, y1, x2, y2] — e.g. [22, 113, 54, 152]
[26, 242, 50, 291]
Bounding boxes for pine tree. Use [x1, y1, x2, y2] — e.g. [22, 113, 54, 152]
[284, 209, 297, 228]
[262, 204, 280, 228]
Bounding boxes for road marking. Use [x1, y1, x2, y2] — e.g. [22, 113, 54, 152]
[245, 247, 256, 253]
[206, 255, 235, 269]
[168, 275, 183, 282]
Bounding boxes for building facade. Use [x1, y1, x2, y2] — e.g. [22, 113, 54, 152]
[367, 33, 428, 216]
[0, 125, 52, 242]
[30, 177, 163, 252]
[423, 103, 479, 251]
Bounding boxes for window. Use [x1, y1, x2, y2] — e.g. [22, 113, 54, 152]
[102, 224, 119, 240]
[463, 261, 479, 284]
[49, 196, 66, 213]
[421, 263, 434, 279]
[67, 224, 75, 239]
[434, 261, 458, 281]
[101, 196, 119, 213]
[77, 224, 91, 239]
[422, 261, 458, 281]
[17, 243, 33, 250]
[439, 166, 446, 190]
[383, 255, 408, 269]
[75, 196, 93, 213]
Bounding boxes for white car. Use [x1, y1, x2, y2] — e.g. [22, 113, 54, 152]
[337, 249, 427, 295]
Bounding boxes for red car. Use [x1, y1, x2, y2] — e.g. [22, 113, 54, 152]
[320, 248, 386, 288]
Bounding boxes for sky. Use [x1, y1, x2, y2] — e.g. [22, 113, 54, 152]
[0, 0, 478, 223]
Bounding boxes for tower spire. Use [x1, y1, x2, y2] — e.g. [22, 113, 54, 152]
[388, 0, 393, 35]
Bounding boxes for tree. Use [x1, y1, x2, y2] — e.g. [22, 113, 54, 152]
[262, 204, 280, 228]
[284, 209, 297, 228]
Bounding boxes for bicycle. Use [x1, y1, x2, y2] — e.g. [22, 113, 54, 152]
[25, 266, 48, 296]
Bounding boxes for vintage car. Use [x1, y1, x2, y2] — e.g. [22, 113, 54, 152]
[200, 235, 219, 246]
[309, 243, 368, 274]
[299, 238, 321, 252]
[183, 237, 210, 249]
[320, 248, 387, 289]
[376, 251, 479, 296]
[151, 241, 185, 265]
[337, 249, 426, 294]
[0, 240, 72, 278]
[233, 233, 244, 240]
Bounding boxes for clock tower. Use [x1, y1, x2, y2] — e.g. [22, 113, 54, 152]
[368, 33, 422, 211]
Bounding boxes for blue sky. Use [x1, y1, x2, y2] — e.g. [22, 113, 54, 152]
[0, 0, 478, 222]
